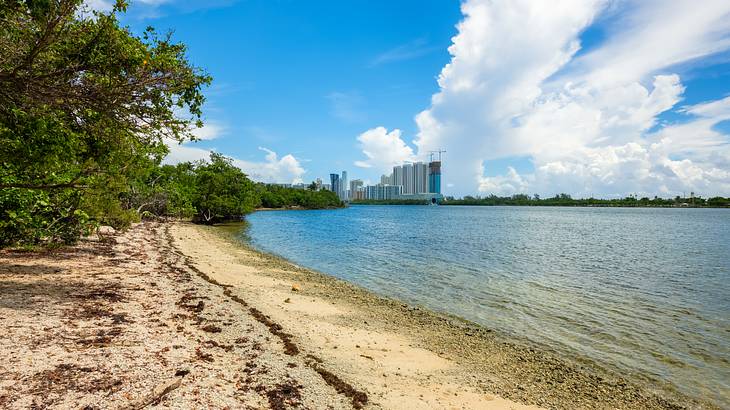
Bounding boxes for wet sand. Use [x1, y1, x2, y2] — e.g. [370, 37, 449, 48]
[0, 221, 716, 409]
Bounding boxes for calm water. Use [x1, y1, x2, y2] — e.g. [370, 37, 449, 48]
[241, 206, 730, 406]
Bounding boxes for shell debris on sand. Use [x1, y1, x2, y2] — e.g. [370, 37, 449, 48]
[0, 222, 353, 409]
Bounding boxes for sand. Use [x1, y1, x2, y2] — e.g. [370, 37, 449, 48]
[0, 221, 714, 409]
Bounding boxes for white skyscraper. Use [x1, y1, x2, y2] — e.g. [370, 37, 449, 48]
[392, 165, 403, 188]
[414, 162, 428, 194]
[402, 163, 414, 195]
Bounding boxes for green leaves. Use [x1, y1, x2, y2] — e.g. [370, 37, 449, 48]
[0, 0, 344, 247]
[192, 153, 258, 223]
[0, 0, 210, 247]
[256, 183, 343, 210]
[0, 186, 90, 247]
[114, 0, 128, 12]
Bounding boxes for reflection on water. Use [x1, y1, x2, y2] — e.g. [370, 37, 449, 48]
[241, 206, 730, 406]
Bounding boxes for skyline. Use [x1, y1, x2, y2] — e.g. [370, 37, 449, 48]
[321, 159, 443, 202]
[102, 0, 730, 197]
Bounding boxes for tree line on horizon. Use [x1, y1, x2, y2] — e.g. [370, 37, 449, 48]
[446, 193, 730, 207]
[352, 193, 730, 207]
[0, 1, 340, 248]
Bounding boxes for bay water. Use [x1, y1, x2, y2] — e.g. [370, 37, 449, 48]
[239, 205, 729, 406]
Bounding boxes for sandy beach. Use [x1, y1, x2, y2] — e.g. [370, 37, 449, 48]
[0, 221, 715, 409]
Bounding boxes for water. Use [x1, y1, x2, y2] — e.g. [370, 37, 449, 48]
[240, 206, 730, 406]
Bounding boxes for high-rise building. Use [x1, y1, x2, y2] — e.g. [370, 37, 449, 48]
[349, 179, 363, 200]
[428, 161, 441, 194]
[365, 184, 402, 200]
[392, 165, 403, 188]
[402, 163, 414, 195]
[325, 157, 441, 202]
[352, 188, 365, 200]
[414, 162, 428, 194]
[341, 171, 348, 200]
[330, 173, 340, 197]
[386, 184, 402, 199]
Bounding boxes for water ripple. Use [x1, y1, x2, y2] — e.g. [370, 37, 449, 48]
[243, 206, 730, 407]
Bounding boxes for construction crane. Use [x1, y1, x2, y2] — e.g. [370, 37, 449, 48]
[428, 150, 446, 162]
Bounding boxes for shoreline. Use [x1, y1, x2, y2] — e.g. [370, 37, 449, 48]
[349, 202, 730, 209]
[0, 221, 717, 409]
[256, 206, 346, 212]
[195, 222, 714, 409]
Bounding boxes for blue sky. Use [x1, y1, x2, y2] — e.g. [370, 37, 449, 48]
[109, 0, 730, 197]
[118, 0, 462, 183]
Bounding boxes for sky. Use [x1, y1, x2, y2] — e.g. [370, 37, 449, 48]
[93, 0, 730, 198]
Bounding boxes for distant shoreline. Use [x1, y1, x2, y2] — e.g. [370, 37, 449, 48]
[349, 200, 730, 208]
[255, 205, 344, 211]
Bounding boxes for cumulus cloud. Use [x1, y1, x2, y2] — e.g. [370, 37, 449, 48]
[233, 148, 306, 184]
[164, 142, 306, 184]
[479, 167, 531, 196]
[354, 127, 415, 171]
[405, 0, 730, 197]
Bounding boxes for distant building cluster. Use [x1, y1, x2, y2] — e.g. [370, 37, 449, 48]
[271, 157, 444, 203]
[270, 182, 310, 190]
[324, 158, 443, 202]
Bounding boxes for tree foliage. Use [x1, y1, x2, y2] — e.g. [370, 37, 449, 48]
[192, 153, 259, 224]
[257, 184, 342, 209]
[0, 0, 210, 246]
[123, 155, 343, 224]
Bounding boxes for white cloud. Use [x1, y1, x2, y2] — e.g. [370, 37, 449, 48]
[233, 148, 306, 184]
[682, 95, 730, 119]
[483, 95, 730, 198]
[163, 140, 211, 164]
[354, 127, 415, 171]
[405, 0, 730, 197]
[479, 166, 532, 196]
[563, 0, 730, 87]
[82, 0, 114, 13]
[190, 122, 226, 140]
[164, 143, 306, 184]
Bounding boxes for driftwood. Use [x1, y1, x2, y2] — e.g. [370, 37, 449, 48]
[119, 377, 182, 410]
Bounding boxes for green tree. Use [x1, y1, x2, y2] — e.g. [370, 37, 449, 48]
[0, 0, 210, 246]
[193, 153, 258, 224]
